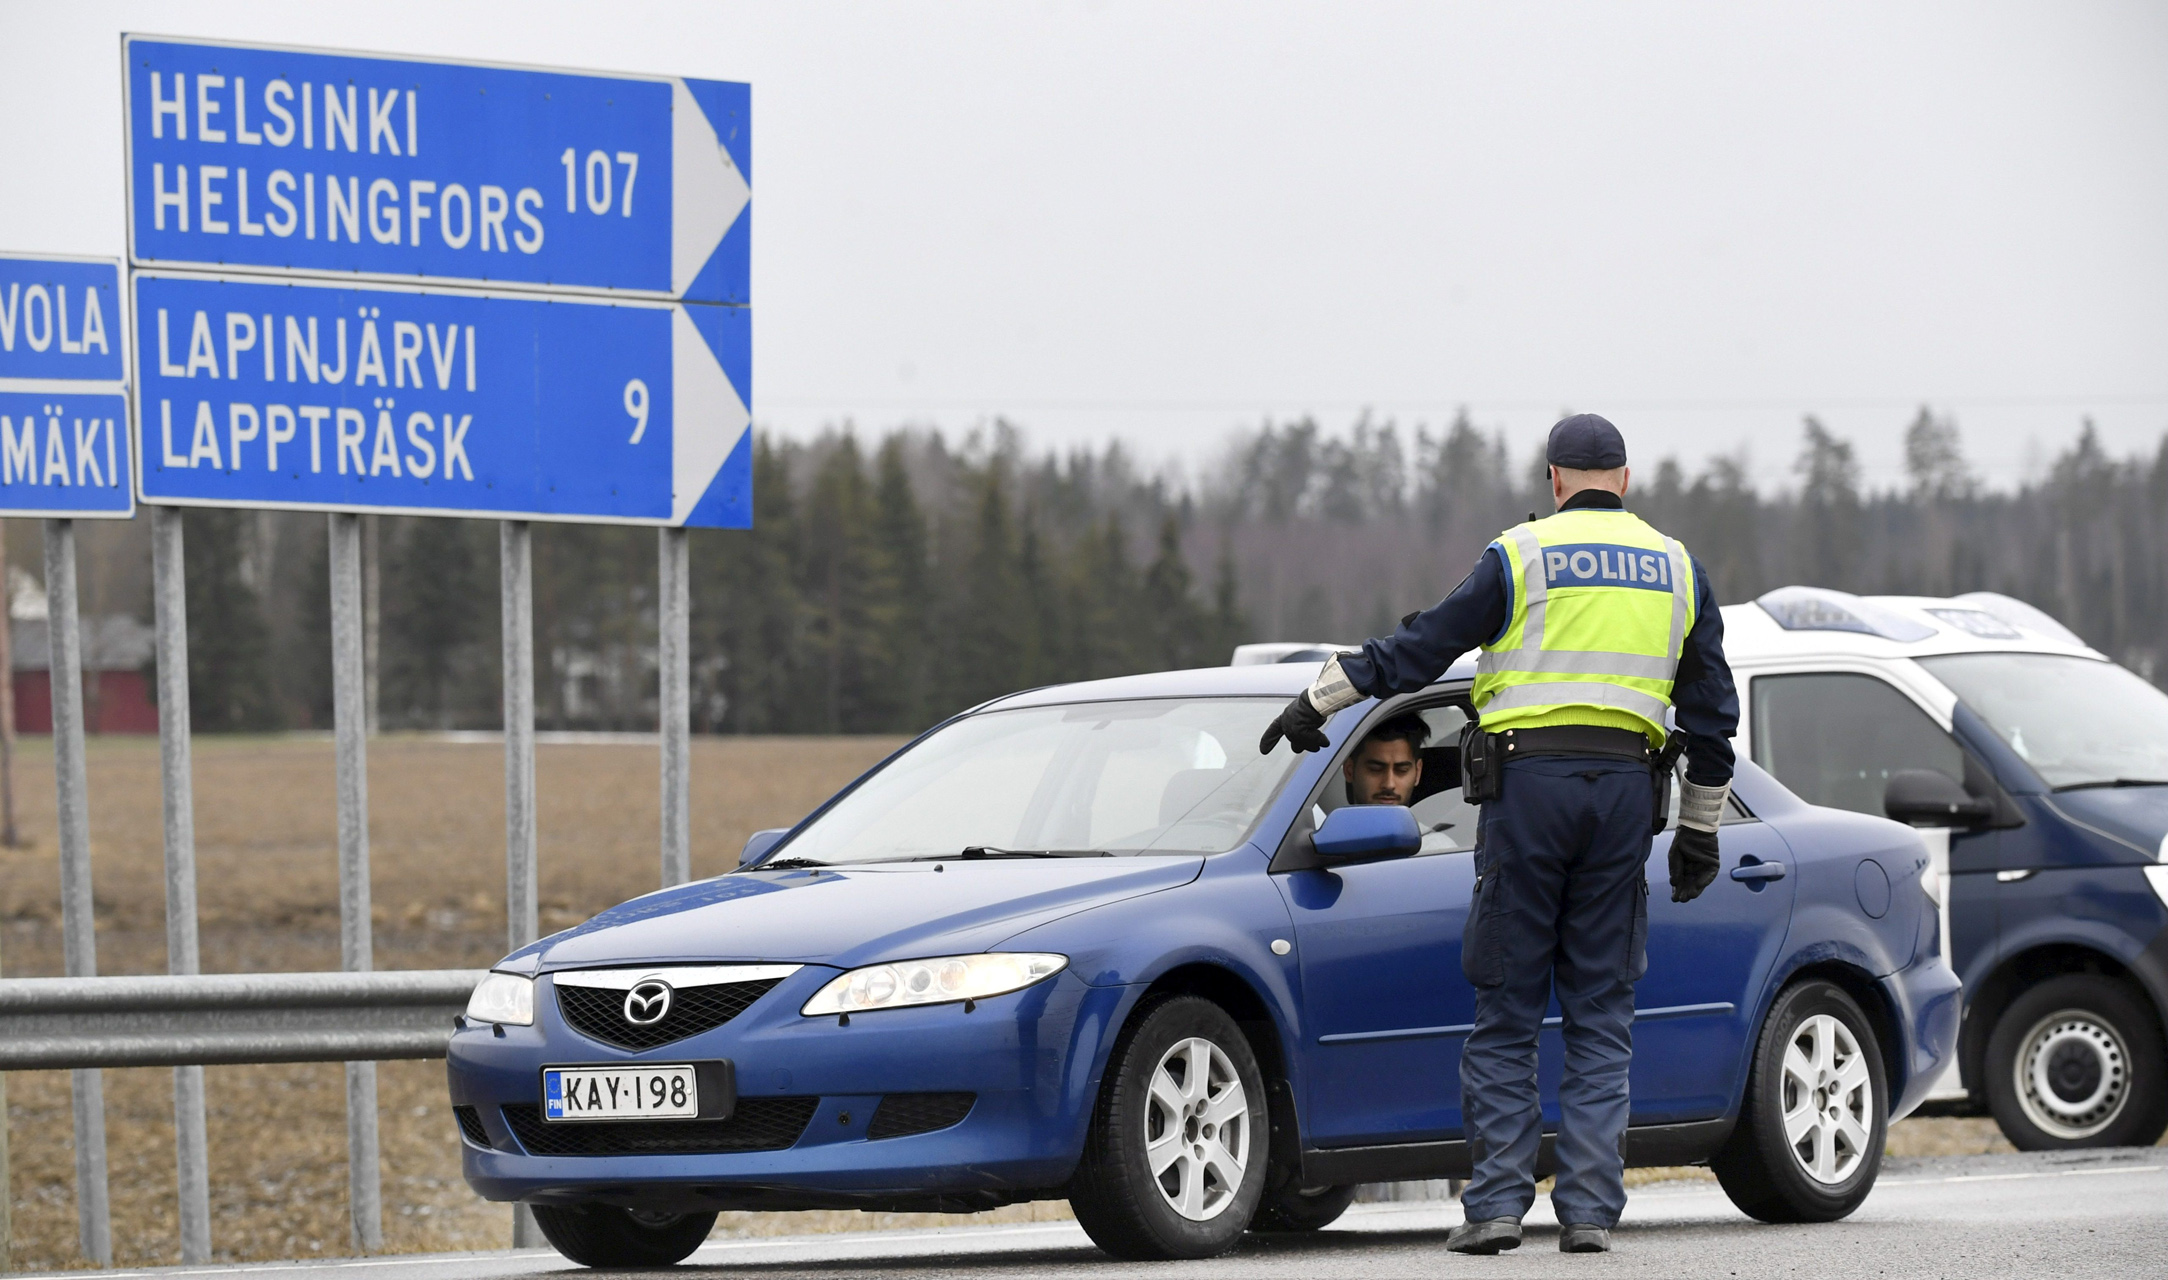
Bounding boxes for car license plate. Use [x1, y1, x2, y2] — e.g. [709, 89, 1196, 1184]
[543, 1065, 698, 1122]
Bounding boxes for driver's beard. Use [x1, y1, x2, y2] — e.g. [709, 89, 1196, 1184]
[1344, 775, 1401, 807]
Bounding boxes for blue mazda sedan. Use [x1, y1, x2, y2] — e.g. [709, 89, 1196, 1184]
[447, 660, 1960, 1268]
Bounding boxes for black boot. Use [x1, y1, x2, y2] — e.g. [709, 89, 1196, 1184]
[1446, 1217, 1523, 1254]
[1559, 1223, 1612, 1253]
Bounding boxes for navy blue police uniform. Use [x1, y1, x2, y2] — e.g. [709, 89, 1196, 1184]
[1266, 415, 1739, 1247]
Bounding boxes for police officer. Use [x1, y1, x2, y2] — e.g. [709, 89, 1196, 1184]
[1259, 414, 1737, 1255]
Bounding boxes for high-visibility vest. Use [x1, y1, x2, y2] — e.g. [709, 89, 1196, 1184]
[1471, 507, 1695, 745]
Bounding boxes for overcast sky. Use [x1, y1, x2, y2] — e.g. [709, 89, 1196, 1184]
[5, 1, 2164, 492]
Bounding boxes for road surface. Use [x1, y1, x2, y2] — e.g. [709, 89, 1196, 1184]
[35, 1147, 2168, 1280]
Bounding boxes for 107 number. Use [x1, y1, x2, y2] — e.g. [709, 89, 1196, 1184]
[561, 149, 640, 216]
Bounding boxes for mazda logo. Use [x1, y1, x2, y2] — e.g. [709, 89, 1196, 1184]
[623, 980, 673, 1026]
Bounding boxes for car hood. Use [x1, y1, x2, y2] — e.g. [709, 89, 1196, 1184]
[533, 856, 1207, 971]
[2043, 786, 2168, 860]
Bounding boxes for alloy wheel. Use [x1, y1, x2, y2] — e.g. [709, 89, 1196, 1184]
[1144, 1036, 1251, 1221]
[1779, 1012, 1873, 1185]
[2013, 1008, 2129, 1141]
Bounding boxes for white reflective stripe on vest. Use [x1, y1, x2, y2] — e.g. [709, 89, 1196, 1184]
[1507, 525, 1550, 650]
[1663, 536, 1690, 664]
[1479, 679, 1673, 723]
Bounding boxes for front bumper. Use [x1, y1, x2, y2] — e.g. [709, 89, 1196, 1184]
[447, 967, 1129, 1211]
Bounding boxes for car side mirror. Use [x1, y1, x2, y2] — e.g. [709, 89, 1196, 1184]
[1311, 805, 1422, 863]
[739, 828, 789, 868]
[1884, 769, 1993, 828]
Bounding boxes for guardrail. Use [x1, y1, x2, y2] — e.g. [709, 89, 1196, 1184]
[0, 968, 487, 1271]
[0, 970, 486, 1070]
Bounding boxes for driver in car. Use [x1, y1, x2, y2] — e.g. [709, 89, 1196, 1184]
[1344, 713, 1429, 806]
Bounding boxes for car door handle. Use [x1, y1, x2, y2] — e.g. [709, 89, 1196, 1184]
[1730, 861, 1788, 882]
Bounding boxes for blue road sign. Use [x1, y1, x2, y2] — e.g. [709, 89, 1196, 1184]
[0, 255, 126, 383]
[0, 254, 134, 518]
[123, 36, 750, 304]
[131, 272, 749, 527]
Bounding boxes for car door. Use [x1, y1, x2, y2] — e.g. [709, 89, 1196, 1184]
[1744, 668, 1993, 1099]
[1272, 703, 1479, 1148]
[1629, 795, 1798, 1121]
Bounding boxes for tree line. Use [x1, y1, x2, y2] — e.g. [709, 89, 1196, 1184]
[143, 425, 1243, 735]
[15, 409, 2163, 736]
[1209, 410, 2168, 685]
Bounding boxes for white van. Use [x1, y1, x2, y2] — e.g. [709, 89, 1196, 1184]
[1723, 587, 2168, 1148]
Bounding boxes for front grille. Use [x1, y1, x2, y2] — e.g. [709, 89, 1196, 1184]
[867, 1092, 977, 1140]
[555, 977, 782, 1051]
[501, 1098, 818, 1157]
[453, 1105, 491, 1148]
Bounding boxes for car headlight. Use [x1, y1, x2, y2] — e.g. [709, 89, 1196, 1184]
[800, 953, 1068, 1017]
[465, 972, 536, 1026]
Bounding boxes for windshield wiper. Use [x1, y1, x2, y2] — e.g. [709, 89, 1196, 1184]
[756, 857, 832, 870]
[2055, 778, 2168, 792]
[957, 846, 1112, 859]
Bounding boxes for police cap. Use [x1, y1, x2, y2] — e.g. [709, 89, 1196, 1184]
[1546, 414, 1627, 470]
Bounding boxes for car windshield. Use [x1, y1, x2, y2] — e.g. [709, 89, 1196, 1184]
[763, 697, 1303, 866]
[1916, 653, 2168, 790]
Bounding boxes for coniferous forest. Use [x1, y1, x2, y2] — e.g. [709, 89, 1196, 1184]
[21, 410, 2167, 736]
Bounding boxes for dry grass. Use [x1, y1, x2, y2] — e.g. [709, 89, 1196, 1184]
[0, 733, 911, 965]
[0, 734, 2106, 1270]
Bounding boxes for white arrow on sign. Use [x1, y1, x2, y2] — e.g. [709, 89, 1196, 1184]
[672, 80, 752, 300]
[670, 306, 752, 524]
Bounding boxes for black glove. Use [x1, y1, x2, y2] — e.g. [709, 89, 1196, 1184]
[1258, 692, 1329, 755]
[1669, 825, 1720, 903]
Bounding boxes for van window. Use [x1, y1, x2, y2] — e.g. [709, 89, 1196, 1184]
[1751, 673, 1965, 816]
[1918, 652, 2168, 790]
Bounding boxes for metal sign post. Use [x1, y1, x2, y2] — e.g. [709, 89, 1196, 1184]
[0, 251, 134, 1266]
[47, 519, 111, 1267]
[327, 512, 381, 1251]
[499, 519, 542, 1249]
[501, 522, 537, 951]
[659, 528, 690, 887]
[151, 507, 212, 1263]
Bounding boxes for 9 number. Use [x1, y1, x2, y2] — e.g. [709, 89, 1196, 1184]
[624, 378, 650, 444]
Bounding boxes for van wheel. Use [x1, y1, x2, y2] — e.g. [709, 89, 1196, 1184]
[529, 1204, 716, 1268]
[1249, 1181, 1357, 1232]
[1069, 995, 1269, 1260]
[1985, 974, 2168, 1150]
[1712, 979, 1886, 1223]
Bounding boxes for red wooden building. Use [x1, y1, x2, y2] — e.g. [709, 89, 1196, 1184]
[12, 615, 160, 734]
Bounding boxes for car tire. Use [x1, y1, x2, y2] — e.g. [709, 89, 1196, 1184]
[1069, 995, 1270, 1260]
[1984, 974, 2168, 1151]
[1712, 979, 1887, 1224]
[1249, 1181, 1357, 1232]
[529, 1203, 717, 1268]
